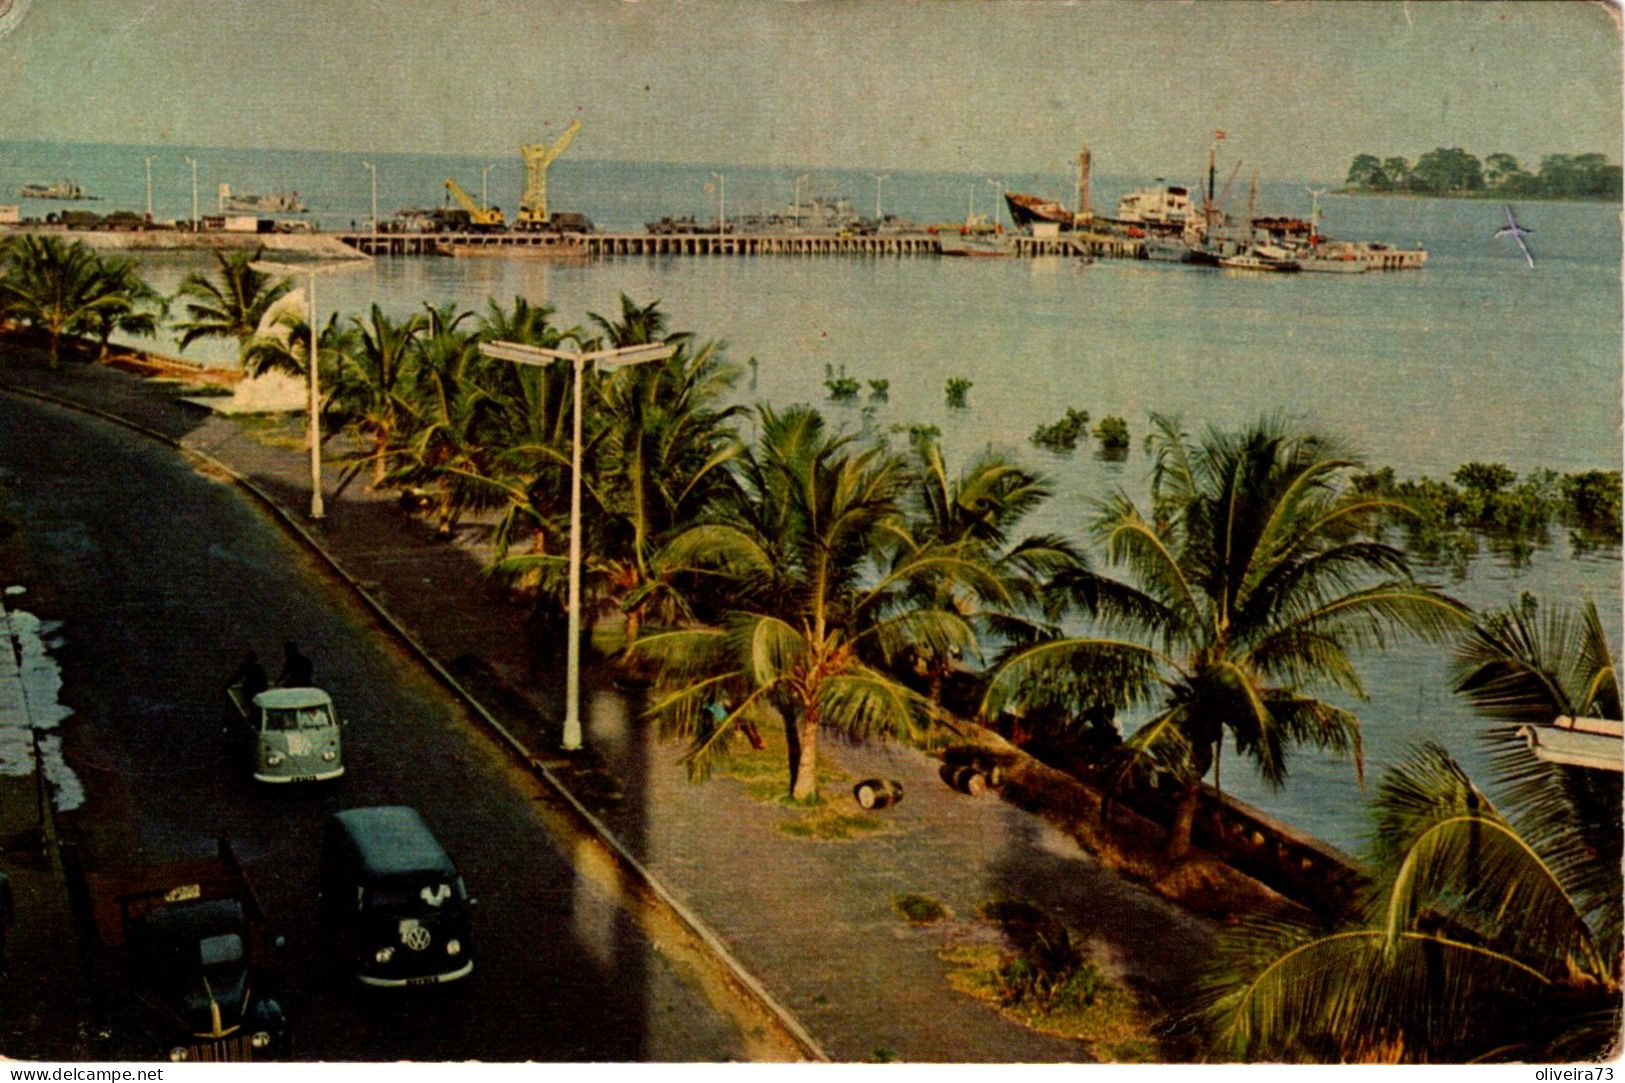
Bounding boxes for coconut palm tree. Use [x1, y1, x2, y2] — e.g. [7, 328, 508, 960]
[87, 255, 167, 359]
[171, 245, 291, 361]
[1200, 739, 1620, 1063]
[895, 432, 1086, 705]
[0, 235, 151, 367]
[331, 304, 425, 488]
[631, 405, 996, 800]
[982, 415, 1468, 858]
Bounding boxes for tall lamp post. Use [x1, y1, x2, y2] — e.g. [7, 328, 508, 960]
[793, 172, 808, 228]
[871, 174, 890, 223]
[708, 171, 726, 233]
[183, 155, 199, 230]
[478, 337, 676, 751]
[986, 178, 1006, 231]
[143, 155, 156, 220]
[362, 161, 378, 237]
[249, 258, 371, 520]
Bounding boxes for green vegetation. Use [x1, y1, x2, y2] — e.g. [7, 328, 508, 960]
[983, 414, 1468, 858]
[944, 376, 972, 408]
[1092, 415, 1129, 455]
[0, 235, 165, 367]
[1200, 597, 1620, 1062]
[823, 363, 861, 402]
[892, 892, 949, 924]
[1030, 408, 1090, 453]
[1345, 148, 1621, 200]
[938, 899, 1160, 1059]
[867, 378, 889, 402]
[1352, 462, 1622, 574]
[172, 246, 293, 363]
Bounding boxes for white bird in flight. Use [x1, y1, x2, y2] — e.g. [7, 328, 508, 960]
[1495, 205, 1535, 268]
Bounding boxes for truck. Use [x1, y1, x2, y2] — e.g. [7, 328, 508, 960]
[83, 839, 290, 1062]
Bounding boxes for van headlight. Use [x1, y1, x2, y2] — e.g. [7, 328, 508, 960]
[445, 939, 462, 956]
[250, 1031, 272, 1050]
[264, 752, 284, 766]
[169, 1047, 190, 1062]
[375, 946, 395, 964]
[321, 749, 337, 762]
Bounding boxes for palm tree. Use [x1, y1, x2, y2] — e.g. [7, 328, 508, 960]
[896, 432, 1085, 705]
[0, 235, 149, 367]
[171, 246, 291, 361]
[631, 405, 992, 800]
[1200, 739, 1620, 1063]
[982, 415, 1468, 858]
[87, 255, 167, 359]
[331, 304, 425, 487]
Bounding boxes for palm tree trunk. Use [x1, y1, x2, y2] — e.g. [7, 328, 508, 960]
[791, 715, 819, 802]
[1165, 782, 1200, 860]
[372, 432, 389, 488]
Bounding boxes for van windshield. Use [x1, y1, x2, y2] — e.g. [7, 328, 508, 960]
[264, 705, 333, 732]
[366, 878, 462, 913]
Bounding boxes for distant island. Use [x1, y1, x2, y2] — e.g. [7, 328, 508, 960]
[1342, 148, 1621, 201]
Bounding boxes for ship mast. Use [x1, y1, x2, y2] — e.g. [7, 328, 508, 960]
[1075, 145, 1092, 223]
[1247, 171, 1258, 248]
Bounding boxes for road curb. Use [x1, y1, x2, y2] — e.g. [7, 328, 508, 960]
[0, 379, 829, 1063]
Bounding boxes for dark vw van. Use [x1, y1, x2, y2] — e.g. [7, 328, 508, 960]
[320, 806, 473, 987]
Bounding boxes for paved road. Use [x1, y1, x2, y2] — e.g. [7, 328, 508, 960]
[0, 391, 746, 1061]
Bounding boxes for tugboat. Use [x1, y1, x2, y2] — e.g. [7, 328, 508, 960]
[218, 184, 306, 214]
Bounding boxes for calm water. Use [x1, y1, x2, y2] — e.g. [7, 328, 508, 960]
[7, 140, 1622, 851]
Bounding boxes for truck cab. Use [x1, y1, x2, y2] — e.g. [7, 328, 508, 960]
[85, 840, 289, 1062]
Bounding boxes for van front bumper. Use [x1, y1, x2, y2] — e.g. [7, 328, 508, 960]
[357, 959, 474, 988]
[254, 765, 345, 784]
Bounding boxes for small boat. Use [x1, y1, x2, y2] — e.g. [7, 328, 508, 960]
[20, 179, 93, 200]
[218, 184, 306, 214]
[938, 233, 1013, 258]
[1219, 245, 1301, 273]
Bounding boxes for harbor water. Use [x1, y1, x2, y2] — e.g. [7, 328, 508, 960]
[5, 140, 1621, 852]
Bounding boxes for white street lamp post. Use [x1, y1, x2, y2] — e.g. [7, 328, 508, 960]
[362, 161, 378, 237]
[143, 155, 155, 220]
[709, 171, 726, 233]
[478, 338, 676, 751]
[793, 172, 808, 228]
[183, 155, 199, 229]
[481, 163, 496, 212]
[250, 259, 371, 520]
[872, 174, 890, 222]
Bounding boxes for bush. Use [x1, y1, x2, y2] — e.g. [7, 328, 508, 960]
[1094, 415, 1130, 453]
[867, 379, 889, 402]
[945, 377, 973, 409]
[823, 364, 860, 403]
[1030, 408, 1090, 453]
[893, 893, 949, 924]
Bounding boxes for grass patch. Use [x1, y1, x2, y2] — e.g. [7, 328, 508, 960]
[893, 892, 949, 924]
[779, 812, 881, 840]
[936, 900, 1163, 1061]
[706, 721, 881, 841]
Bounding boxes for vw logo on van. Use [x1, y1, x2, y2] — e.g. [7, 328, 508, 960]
[400, 919, 432, 952]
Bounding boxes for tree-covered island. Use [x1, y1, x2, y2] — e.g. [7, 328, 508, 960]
[1343, 148, 1621, 200]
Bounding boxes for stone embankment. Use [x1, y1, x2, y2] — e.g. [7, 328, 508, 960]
[1, 225, 359, 258]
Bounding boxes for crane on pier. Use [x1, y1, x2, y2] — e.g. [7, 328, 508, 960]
[515, 120, 581, 231]
[443, 178, 505, 231]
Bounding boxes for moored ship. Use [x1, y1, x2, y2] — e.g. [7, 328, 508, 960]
[1115, 180, 1195, 226]
[218, 183, 306, 214]
[1003, 192, 1080, 231]
[20, 179, 92, 200]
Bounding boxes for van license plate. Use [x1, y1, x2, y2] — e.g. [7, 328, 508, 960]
[405, 975, 440, 987]
[290, 775, 318, 783]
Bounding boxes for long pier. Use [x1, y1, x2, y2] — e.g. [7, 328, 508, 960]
[336, 229, 1144, 261]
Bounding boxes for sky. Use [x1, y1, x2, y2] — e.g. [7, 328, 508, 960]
[1, 0, 1620, 180]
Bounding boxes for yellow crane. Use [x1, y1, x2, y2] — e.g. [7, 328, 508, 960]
[515, 120, 580, 231]
[443, 177, 505, 231]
